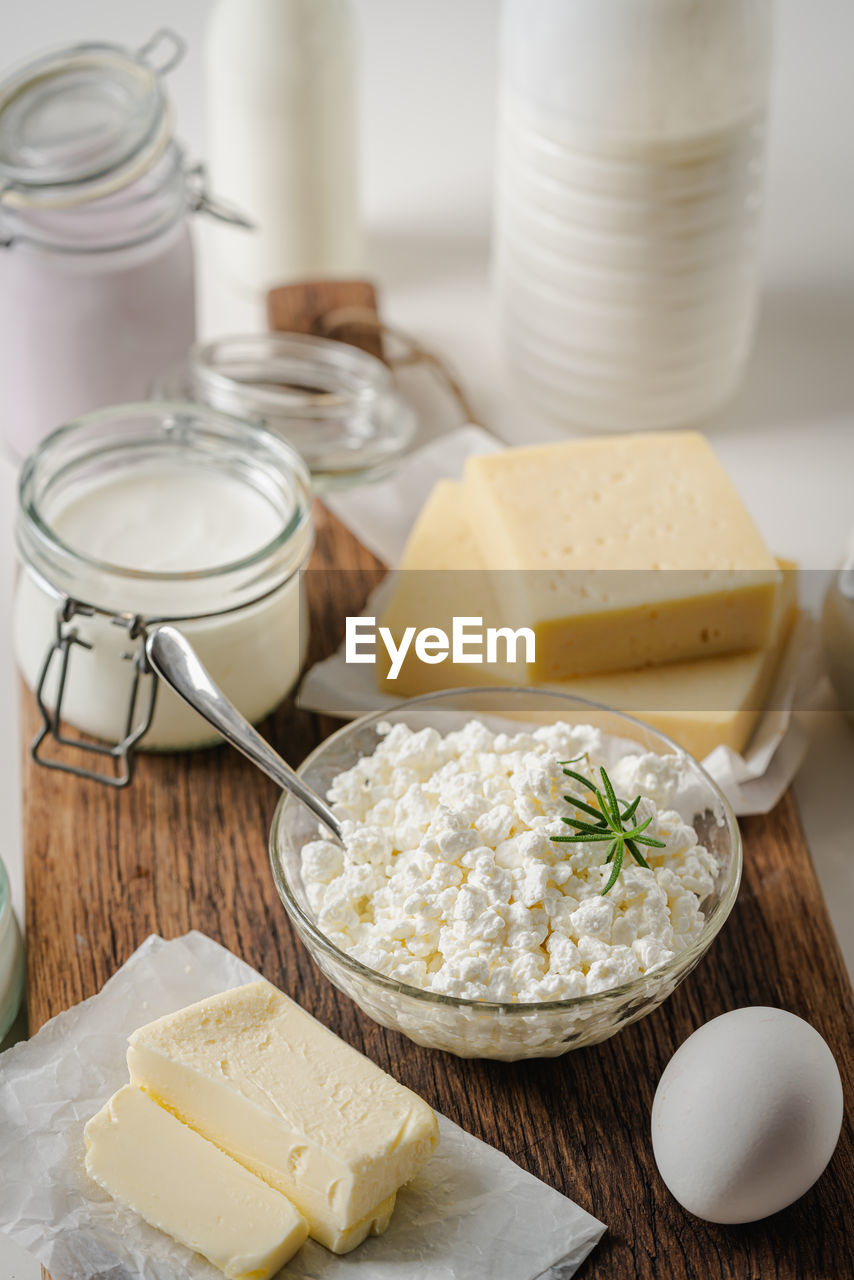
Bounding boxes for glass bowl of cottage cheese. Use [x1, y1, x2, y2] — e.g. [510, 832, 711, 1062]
[270, 688, 741, 1060]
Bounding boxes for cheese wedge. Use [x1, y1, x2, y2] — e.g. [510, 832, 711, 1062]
[377, 481, 797, 758]
[84, 1084, 308, 1280]
[127, 981, 438, 1253]
[552, 567, 798, 759]
[463, 432, 781, 679]
[377, 480, 522, 692]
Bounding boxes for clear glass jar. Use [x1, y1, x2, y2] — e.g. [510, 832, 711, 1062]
[0, 856, 24, 1044]
[0, 32, 245, 459]
[14, 402, 313, 783]
[155, 332, 416, 488]
[494, 0, 774, 432]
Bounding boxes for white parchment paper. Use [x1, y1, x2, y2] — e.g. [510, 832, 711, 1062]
[0, 932, 605, 1280]
[312, 427, 826, 817]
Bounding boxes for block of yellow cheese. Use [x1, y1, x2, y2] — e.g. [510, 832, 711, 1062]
[377, 479, 523, 692]
[554, 564, 798, 759]
[463, 432, 782, 679]
[127, 981, 438, 1254]
[378, 480, 797, 758]
[84, 1084, 308, 1280]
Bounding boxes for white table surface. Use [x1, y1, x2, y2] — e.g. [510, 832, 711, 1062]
[1, 2, 853, 1276]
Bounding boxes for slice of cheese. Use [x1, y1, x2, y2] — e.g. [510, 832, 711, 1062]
[377, 481, 797, 758]
[377, 480, 525, 693]
[84, 1084, 308, 1280]
[463, 432, 781, 679]
[127, 981, 438, 1253]
[552, 565, 798, 759]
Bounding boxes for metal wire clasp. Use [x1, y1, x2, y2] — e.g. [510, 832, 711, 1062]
[30, 599, 159, 788]
[184, 162, 255, 230]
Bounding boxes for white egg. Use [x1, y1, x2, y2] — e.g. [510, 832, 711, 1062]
[651, 1007, 843, 1223]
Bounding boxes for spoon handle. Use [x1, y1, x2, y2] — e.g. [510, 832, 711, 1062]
[144, 625, 343, 841]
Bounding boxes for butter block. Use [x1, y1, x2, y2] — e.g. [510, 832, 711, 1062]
[463, 432, 781, 678]
[84, 1084, 308, 1280]
[324, 1191, 397, 1253]
[127, 981, 438, 1253]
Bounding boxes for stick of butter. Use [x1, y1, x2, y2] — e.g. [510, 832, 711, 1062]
[127, 981, 439, 1253]
[84, 1084, 308, 1280]
[463, 432, 782, 679]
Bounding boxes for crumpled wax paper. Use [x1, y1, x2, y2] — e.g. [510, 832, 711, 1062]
[312, 426, 826, 817]
[0, 932, 605, 1280]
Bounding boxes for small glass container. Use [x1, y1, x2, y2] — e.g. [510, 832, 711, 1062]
[14, 401, 313, 785]
[0, 856, 24, 1044]
[155, 332, 416, 489]
[0, 32, 246, 459]
[270, 688, 742, 1060]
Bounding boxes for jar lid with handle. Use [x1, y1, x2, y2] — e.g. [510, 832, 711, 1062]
[0, 29, 250, 233]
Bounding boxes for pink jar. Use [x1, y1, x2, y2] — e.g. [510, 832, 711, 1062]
[0, 32, 244, 458]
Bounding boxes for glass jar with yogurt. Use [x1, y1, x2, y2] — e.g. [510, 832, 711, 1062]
[495, 0, 774, 432]
[14, 402, 313, 783]
[0, 32, 247, 459]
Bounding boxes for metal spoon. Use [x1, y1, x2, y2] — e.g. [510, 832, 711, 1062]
[144, 625, 343, 841]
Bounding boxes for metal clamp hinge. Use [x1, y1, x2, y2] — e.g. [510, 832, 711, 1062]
[30, 602, 159, 788]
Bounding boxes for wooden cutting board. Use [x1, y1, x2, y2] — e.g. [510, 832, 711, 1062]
[20, 287, 854, 1280]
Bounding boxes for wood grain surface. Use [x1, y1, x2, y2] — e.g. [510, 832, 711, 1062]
[20, 283, 853, 1279]
[267, 278, 385, 360]
[21, 506, 854, 1280]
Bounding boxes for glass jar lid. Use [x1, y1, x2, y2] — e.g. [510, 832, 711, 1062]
[0, 31, 184, 209]
[155, 332, 417, 490]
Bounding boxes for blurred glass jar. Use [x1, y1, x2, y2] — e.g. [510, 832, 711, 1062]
[0, 856, 24, 1044]
[14, 402, 313, 784]
[154, 332, 416, 490]
[494, 0, 774, 432]
[822, 548, 854, 726]
[0, 32, 246, 459]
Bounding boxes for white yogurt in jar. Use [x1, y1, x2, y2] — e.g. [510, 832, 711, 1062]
[53, 464, 283, 574]
[14, 404, 312, 753]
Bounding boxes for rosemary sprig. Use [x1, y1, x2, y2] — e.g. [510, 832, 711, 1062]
[551, 758, 666, 896]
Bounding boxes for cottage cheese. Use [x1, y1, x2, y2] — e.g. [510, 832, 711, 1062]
[301, 720, 719, 1004]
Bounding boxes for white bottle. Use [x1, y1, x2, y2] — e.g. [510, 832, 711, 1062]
[204, 0, 361, 309]
[495, 0, 774, 433]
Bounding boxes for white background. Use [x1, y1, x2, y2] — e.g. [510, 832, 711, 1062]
[1, 3, 853, 1275]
